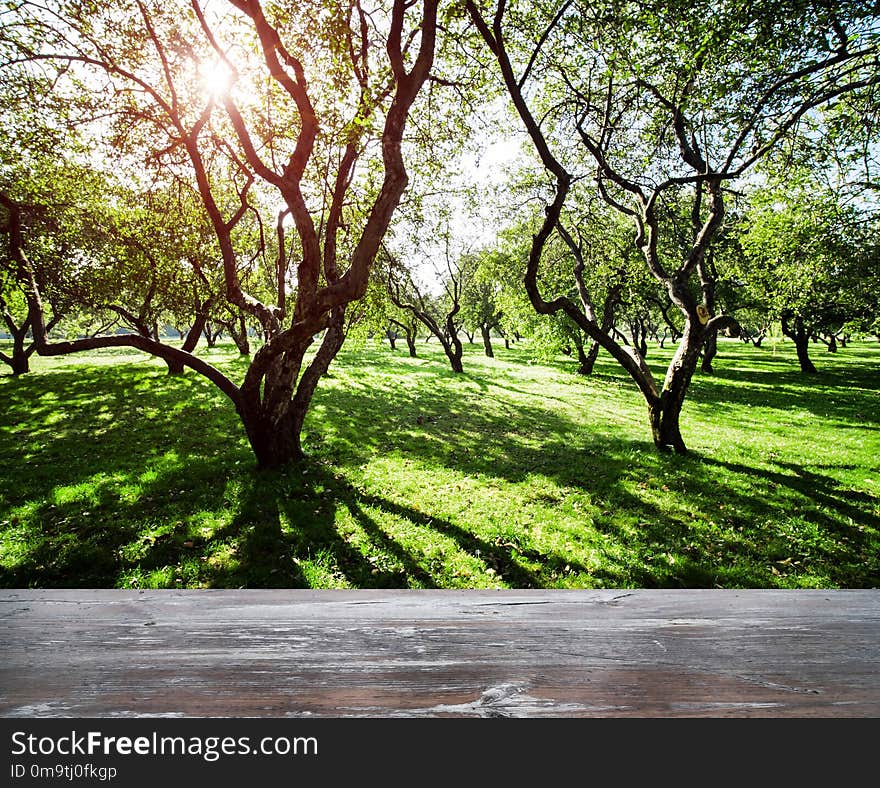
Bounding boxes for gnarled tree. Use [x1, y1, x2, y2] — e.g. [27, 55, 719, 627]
[4, 0, 439, 467]
[467, 0, 880, 452]
[385, 246, 465, 372]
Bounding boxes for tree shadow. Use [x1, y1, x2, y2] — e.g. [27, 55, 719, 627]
[686, 347, 880, 425]
[312, 355, 880, 587]
[699, 456, 880, 536]
[2, 344, 878, 589]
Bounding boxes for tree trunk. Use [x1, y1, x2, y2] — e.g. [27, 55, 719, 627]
[10, 353, 30, 375]
[572, 332, 599, 375]
[573, 335, 589, 374]
[649, 322, 703, 454]
[240, 311, 346, 469]
[481, 323, 493, 357]
[386, 329, 397, 350]
[701, 331, 717, 374]
[2, 346, 31, 375]
[430, 320, 464, 373]
[3, 327, 31, 375]
[165, 357, 186, 375]
[442, 336, 464, 372]
[164, 311, 209, 375]
[228, 315, 250, 355]
[582, 341, 600, 375]
[399, 305, 463, 372]
[390, 319, 417, 357]
[795, 333, 817, 372]
[699, 288, 717, 374]
[287, 313, 346, 455]
[782, 315, 817, 374]
[443, 310, 464, 373]
[240, 402, 305, 469]
[628, 318, 648, 359]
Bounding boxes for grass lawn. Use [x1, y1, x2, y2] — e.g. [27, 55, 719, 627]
[1, 335, 878, 589]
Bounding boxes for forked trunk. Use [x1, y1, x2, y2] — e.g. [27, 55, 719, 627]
[227, 314, 250, 355]
[583, 340, 600, 374]
[783, 316, 817, 374]
[649, 393, 686, 454]
[4, 329, 31, 375]
[443, 338, 464, 373]
[438, 313, 464, 373]
[8, 347, 30, 375]
[575, 335, 600, 375]
[166, 312, 208, 375]
[241, 404, 305, 468]
[239, 310, 347, 469]
[389, 320, 417, 357]
[649, 323, 703, 454]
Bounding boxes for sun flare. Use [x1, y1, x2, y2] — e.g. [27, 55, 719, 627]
[199, 60, 232, 98]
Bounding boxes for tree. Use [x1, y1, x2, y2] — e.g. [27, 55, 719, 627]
[385, 246, 465, 372]
[737, 173, 879, 372]
[467, 0, 880, 452]
[0, 160, 116, 375]
[88, 186, 225, 373]
[215, 304, 253, 355]
[4, 0, 439, 467]
[457, 252, 505, 357]
[387, 313, 421, 356]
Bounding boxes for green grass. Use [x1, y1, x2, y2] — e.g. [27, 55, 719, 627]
[1, 335, 878, 589]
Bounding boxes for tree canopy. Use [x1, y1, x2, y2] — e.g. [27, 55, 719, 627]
[2, 0, 440, 467]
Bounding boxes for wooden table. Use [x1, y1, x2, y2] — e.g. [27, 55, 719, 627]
[1, 589, 878, 717]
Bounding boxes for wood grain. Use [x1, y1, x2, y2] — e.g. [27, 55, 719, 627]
[1, 589, 878, 717]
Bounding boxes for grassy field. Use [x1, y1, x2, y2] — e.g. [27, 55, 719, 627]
[1, 335, 878, 589]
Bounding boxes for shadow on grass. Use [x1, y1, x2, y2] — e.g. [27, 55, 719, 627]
[315, 352, 880, 587]
[696, 456, 880, 557]
[690, 345, 880, 425]
[1, 345, 878, 589]
[0, 361, 687, 588]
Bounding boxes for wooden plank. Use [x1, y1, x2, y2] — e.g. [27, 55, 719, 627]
[1, 589, 878, 717]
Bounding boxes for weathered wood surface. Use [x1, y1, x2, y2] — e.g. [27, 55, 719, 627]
[1, 589, 878, 717]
